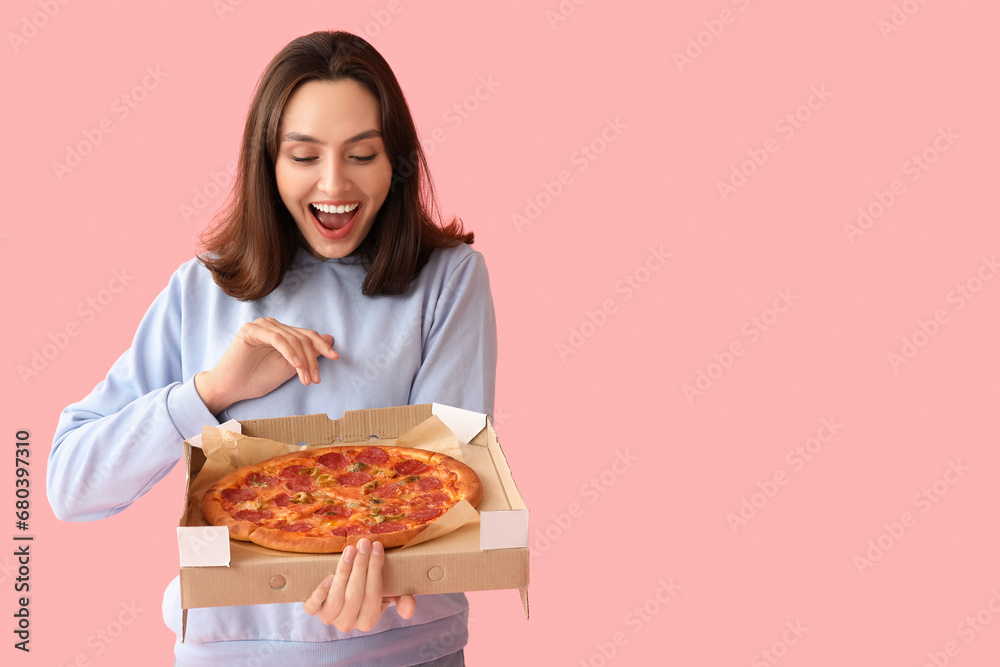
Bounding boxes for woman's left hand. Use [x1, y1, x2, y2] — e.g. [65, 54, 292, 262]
[303, 538, 416, 632]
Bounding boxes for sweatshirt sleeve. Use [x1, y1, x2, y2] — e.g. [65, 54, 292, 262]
[408, 250, 498, 418]
[47, 267, 219, 522]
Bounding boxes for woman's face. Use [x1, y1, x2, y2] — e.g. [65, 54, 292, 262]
[275, 78, 393, 259]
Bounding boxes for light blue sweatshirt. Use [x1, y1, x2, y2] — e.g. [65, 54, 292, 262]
[47, 244, 497, 666]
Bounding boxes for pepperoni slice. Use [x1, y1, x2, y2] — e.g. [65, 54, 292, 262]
[234, 509, 272, 524]
[244, 472, 279, 487]
[407, 508, 443, 523]
[421, 493, 450, 506]
[417, 477, 441, 491]
[280, 465, 308, 479]
[370, 522, 406, 534]
[314, 505, 352, 518]
[337, 472, 372, 487]
[286, 475, 316, 492]
[355, 446, 389, 465]
[221, 488, 256, 503]
[280, 522, 311, 532]
[272, 493, 291, 507]
[373, 483, 400, 498]
[394, 460, 428, 475]
[331, 524, 364, 537]
[379, 504, 403, 517]
[317, 452, 350, 470]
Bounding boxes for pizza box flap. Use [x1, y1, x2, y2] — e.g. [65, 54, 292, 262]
[235, 403, 487, 446]
[178, 404, 529, 628]
[238, 404, 434, 445]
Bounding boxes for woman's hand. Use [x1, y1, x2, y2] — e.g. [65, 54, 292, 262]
[303, 538, 416, 632]
[195, 317, 339, 414]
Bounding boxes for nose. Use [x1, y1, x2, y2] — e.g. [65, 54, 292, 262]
[318, 158, 350, 195]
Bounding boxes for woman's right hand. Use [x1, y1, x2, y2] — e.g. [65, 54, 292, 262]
[195, 317, 339, 414]
[303, 538, 416, 632]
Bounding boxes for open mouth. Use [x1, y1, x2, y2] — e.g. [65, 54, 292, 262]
[310, 202, 360, 231]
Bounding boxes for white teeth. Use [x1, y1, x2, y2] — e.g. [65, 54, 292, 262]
[311, 203, 359, 214]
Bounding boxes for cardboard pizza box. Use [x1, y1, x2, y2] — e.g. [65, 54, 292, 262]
[176, 403, 529, 637]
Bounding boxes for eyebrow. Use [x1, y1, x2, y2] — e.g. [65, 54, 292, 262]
[280, 129, 382, 145]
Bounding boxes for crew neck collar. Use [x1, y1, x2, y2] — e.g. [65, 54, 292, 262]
[292, 246, 365, 268]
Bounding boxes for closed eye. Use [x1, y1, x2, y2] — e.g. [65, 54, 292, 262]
[289, 155, 376, 164]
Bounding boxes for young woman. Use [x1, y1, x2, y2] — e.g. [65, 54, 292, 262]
[47, 31, 496, 666]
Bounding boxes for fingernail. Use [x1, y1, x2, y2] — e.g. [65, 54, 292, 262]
[372, 541, 384, 555]
[343, 546, 356, 564]
[322, 575, 333, 589]
[312, 370, 321, 383]
[358, 538, 371, 554]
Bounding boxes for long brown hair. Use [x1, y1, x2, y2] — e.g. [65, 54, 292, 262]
[200, 31, 473, 299]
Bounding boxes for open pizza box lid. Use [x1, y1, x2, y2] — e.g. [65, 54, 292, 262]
[177, 403, 529, 635]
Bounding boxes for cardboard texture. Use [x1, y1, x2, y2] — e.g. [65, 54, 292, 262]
[178, 404, 529, 628]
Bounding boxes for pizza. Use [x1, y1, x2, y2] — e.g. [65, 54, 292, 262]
[201, 444, 483, 553]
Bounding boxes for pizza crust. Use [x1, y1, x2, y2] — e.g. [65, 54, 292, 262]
[200, 494, 256, 541]
[247, 527, 349, 554]
[431, 452, 484, 508]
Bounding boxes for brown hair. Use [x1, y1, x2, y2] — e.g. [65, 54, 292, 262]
[200, 31, 473, 299]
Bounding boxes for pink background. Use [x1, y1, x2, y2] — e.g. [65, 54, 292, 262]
[3, 0, 999, 664]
